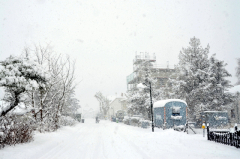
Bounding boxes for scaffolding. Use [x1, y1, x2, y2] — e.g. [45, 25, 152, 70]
[126, 52, 176, 90]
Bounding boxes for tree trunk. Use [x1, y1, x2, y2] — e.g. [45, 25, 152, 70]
[0, 91, 22, 117]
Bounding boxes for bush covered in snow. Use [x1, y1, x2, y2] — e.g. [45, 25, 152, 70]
[59, 116, 77, 126]
[130, 116, 142, 127]
[139, 119, 150, 128]
[0, 115, 34, 149]
[123, 116, 130, 125]
[174, 125, 185, 131]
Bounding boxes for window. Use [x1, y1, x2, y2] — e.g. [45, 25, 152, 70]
[172, 106, 180, 116]
[172, 113, 180, 116]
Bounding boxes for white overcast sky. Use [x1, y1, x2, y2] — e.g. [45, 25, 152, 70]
[0, 0, 240, 111]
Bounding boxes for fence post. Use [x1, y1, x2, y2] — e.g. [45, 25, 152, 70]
[202, 123, 206, 137]
[237, 131, 240, 148]
[207, 123, 209, 140]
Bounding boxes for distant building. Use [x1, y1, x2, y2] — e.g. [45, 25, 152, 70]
[126, 52, 176, 90]
[75, 108, 82, 122]
[107, 93, 127, 119]
[82, 107, 96, 118]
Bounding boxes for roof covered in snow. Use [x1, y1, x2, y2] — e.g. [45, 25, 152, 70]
[153, 99, 187, 108]
[227, 85, 240, 94]
[107, 95, 117, 102]
[109, 96, 126, 105]
[108, 93, 127, 105]
[204, 111, 228, 113]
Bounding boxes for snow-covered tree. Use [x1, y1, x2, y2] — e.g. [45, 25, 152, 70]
[166, 37, 233, 120]
[94, 92, 110, 117]
[0, 55, 48, 148]
[61, 92, 81, 116]
[126, 82, 162, 119]
[0, 56, 47, 117]
[165, 37, 210, 119]
[198, 54, 233, 112]
[24, 45, 79, 131]
[126, 60, 162, 119]
[0, 46, 80, 148]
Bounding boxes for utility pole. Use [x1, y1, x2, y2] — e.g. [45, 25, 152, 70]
[149, 82, 154, 132]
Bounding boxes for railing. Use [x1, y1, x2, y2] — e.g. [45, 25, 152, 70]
[133, 63, 175, 72]
[207, 124, 240, 148]
[152, 63, 175, 69]
[133, 53, 156, 64]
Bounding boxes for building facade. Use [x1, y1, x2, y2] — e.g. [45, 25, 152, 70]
[126, 52, 176, 90]
[107, 95, 127, 119]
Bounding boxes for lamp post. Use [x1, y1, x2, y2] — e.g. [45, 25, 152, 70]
[137, 81, 154, 132]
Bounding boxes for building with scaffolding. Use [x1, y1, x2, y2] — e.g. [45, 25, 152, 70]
[126, 52, 176, 90]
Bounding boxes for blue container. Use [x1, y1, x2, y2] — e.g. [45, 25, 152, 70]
[153, 99, 188, 129]
[202, 111, 228, 128]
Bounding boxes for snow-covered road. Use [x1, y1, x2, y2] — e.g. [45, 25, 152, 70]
[1, 119, 239, 159]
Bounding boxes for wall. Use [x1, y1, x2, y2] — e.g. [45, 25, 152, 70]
[108, 97, 126, 118]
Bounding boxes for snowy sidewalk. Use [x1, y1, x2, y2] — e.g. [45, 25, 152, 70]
[0, 119, 239, 159]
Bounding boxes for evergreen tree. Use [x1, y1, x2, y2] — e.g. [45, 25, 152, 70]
[167, 37, 234, 120]
[0, 56, 47, 117]
[193, 54, 233, 115]
[168, 37, 210, 119]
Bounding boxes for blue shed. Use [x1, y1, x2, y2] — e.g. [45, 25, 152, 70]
[153, 99, 188, 129]
[201, 111, 228, 128]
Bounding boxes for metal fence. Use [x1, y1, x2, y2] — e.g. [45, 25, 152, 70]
[207, 124, 240, 148]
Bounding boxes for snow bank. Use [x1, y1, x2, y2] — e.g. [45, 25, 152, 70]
[172, 106, 181, 113]
[171, 115, 182, 120]
[1, 119, 240, 159]
[204, 111, 228, 113]
[153, 99, 187, 108]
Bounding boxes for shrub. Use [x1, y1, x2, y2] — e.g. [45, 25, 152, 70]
[0, 115, 34, 149]
[130, 117, 141, 127]
[59, 116, 77, 126]
[123, 116, 130, 125]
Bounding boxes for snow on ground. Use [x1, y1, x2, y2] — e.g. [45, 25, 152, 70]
[0, 119, 239, 159]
